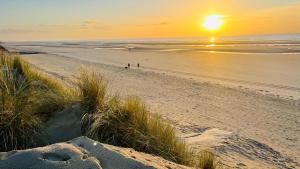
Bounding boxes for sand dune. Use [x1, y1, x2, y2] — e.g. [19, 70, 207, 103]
[0, 136, 190, 169]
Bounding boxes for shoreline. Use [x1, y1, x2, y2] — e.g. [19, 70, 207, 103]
[4, 43, 300, 101]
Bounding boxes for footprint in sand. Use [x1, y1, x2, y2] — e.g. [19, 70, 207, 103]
[42, 152, 71, 162]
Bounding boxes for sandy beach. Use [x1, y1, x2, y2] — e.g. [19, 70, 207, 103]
[3, 42, 300, 168]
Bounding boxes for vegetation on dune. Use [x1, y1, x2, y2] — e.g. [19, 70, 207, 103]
[0, 64, 42, 151]
[197, 151, 218, 169]
[78, 70, 218, 168]
[14, 55, 76, 115]
[77, 69, 107, 112]
[0, 48, 73, 151]
[0, 45, 8, 52]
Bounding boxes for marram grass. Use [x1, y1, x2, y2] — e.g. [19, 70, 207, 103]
[0, 48, 75, 151]
[0, 67, 42, 151]
[196, 151, 218, 169]
[77, 69, 107, 112]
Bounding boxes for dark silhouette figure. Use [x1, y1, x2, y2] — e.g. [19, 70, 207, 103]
[128, 63, 130, 68]
[137, 63, 140, 68]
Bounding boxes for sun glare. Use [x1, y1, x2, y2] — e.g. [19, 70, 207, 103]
[203, 15, 224, 31]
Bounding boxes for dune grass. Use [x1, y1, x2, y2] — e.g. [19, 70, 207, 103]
[0, 49, 74, 151]
[0, 64, 42, 151]
[197, 151, 218, 169]
[78, 70, 218, 168]
[11, 56, 75, 118]
[77, 69, 107, 112]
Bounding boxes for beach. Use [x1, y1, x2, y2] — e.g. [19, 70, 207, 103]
[3, 41, 300, 168]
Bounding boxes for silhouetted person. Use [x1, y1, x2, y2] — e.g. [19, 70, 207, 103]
[128, 63, 130, 68]
[137, 63, 140, 68]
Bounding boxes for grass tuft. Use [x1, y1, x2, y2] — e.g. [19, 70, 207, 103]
[0, 57, 41, 151]
[197, 151, 218, 169]
[77, 69, 107, 112]
[0, 48, 74, 151]
[12, 55, 74, 119]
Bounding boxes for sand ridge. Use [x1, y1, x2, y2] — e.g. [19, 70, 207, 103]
[0, 136, 190, 169]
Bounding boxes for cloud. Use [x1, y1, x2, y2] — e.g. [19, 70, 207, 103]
[0, 29, 46, 34]
[36, 21, 112, 32]
[154, 22, 169, 26]
[81, 20, 97, 26]
[135, 21, 169, 27]
[81, 20, 112, 30]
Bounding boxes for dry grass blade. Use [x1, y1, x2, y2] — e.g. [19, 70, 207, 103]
[197, 151, 218, 169]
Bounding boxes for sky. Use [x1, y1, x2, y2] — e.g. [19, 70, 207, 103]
[0, 0, 300, 41]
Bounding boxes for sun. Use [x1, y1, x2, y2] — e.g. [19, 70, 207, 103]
[203, 14, 224, 31]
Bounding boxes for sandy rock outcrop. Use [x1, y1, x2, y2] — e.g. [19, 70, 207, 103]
[0, 136, 191, 169]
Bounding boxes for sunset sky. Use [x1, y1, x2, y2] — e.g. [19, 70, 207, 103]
[1, 0, 300, 41]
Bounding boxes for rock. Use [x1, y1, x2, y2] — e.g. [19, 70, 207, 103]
[0, 136, 191, 169]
